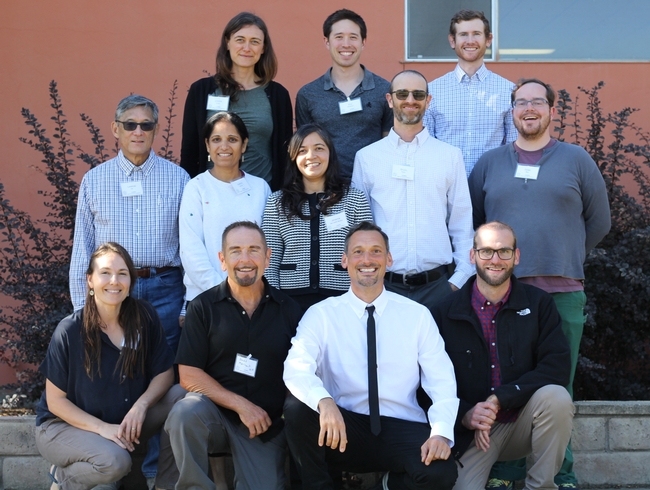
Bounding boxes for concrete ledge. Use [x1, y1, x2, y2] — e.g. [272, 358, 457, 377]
[572, 400, 650, 488]
[1, 401, 649, 489]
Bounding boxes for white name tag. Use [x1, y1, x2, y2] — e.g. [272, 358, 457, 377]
[323, 211, 349, 232]
[392, 165, 415, 181]
[234, 353, 258, 377]
[339, 97, 363, 115]
[120, 181, 143, 197]
[514, 164, 540, 180]
[231, 177, 252, 195]
[207, 95, 230, 112]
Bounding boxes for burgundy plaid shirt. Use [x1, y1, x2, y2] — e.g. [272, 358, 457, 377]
[471, 281, 519, 423]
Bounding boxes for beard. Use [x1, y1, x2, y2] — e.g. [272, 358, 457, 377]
[515, 113, 551, 140]
[394, 106, 425, 125]
[476, 263, 514, 287]
[232, 268, 259, 287]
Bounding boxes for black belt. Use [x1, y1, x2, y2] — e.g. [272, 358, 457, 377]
[385, 265, 448, 286]
[136, 266, 177, 279]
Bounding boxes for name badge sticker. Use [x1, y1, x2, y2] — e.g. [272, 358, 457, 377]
[339, 97, 363, 115]
[392, 165, 415, 181]
[231, 177, 252, 195]
[514, 164, 540, 180]
[234, 353, 258, 377]
[206, 95, 230, 112]
[323, 211, 349, 232]
[121, 181, 143, 197]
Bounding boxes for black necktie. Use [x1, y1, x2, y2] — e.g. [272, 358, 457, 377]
[366, 305, 381, 435]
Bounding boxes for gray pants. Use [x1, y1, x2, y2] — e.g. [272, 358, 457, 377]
[164, 392, 286, 490]
[35, 384, 185, 490]
[453, 385, 574, 490]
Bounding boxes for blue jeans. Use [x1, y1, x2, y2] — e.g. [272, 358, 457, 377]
[132, 267, 184, 478]
[132, 267, 184, 354]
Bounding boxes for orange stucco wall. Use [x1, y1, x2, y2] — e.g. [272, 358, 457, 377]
[1, 1, 648, 384]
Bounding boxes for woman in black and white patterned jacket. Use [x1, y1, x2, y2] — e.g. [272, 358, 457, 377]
[262, 124, 373, 312]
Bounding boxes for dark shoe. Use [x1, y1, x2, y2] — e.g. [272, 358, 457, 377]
[558, 484, 579, 489]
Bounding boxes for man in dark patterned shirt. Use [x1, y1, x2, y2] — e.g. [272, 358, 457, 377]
[432, 221, 573, 490]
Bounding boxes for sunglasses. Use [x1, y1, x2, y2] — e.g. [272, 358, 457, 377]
[115, 120, 157, 132]
[390, 90, 428, 101]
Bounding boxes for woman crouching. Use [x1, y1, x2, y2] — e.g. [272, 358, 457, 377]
[35, 242, 183, 490]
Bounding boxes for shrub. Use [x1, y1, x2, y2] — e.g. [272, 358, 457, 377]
[0, 80, 179, 403]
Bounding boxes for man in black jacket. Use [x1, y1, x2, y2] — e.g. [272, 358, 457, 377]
[432, 221, 574, 490]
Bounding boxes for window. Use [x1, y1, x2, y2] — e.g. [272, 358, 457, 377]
[406, 0, 650, 62]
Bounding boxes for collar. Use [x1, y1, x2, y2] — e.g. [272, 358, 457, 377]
[454, 63, 488, 83]
[387, 127, 430, 149]
[449, 275, 530, 318]
[345, 287, 389, 319]
[211, 276, 277, 305]
[117, 150, 157, 177]
[323, 64, 375, 92]
[471, 279, 512, 308]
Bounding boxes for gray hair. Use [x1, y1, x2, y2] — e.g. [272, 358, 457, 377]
[115, 95, 159, 123]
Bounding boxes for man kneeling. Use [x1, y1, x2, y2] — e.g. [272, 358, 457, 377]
[165, 222, 301, 489]
[284, 222, 459, 489]
[432, 222, 574, 489]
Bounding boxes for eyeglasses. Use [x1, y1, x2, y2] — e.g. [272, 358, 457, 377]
[474, 248, 516, 260]
[390, 90, 428, 101]
[512, 98, 549, 109]
[115, 120, 157, 131]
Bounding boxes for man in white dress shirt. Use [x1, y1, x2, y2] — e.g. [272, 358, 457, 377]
[283, 221, 459, 490]
[352, 70, 474, 311]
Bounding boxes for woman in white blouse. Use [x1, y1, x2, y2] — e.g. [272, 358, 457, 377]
[262, 124, 372, 312]
[179, 111, 270, 308]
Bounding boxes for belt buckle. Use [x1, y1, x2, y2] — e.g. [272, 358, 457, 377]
[403, 270, 418, 286]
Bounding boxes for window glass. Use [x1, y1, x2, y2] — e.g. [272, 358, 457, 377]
[499, 0, 649, 61]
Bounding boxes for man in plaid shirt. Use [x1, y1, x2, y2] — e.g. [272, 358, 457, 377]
[432, 222, 573, 490]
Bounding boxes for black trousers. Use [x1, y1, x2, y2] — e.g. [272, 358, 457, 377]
[284, 394, 457, 490]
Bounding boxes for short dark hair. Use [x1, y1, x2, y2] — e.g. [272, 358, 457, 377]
[449, 9, 491, 37]
[389, 70, 428, 93]
[323, 9, 367, 40]
[115, 95, 158, 123]
[214, 12, 278, 99]
[474, 221, 517, 249]
[222, 221, 267, 251]
[344, 221, 389, 254]
[512, 78, 556, 107]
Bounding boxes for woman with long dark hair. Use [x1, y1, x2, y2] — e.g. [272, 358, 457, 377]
[181, 12, 292, 191]
[262, 124, 373, 311]
[35, 243, 182, 490]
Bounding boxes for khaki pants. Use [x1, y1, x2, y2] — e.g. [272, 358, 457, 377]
[454, 385, 574, 490]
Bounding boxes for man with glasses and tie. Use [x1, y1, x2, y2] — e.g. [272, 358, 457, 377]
[69, 94, 189, 489]
[469, 79, 611, 490]
[432, 221, 574, 490]
[283, 221, 459, 490]
[352, 70, 474, 311]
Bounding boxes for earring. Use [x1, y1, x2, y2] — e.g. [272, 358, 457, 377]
[89, 289, 95, 296]
[208, 154, 211, 162]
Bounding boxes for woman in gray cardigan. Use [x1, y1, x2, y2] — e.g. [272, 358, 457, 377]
[262, 124, 373, 312]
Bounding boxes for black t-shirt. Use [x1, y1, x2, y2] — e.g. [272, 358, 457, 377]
[36, 301, 174, 426]
[177, 278, 301, 439]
